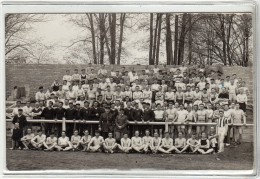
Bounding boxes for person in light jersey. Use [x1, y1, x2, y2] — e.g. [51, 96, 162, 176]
[228, 79, 237, 103]
[131, 131, 144, 153]
[205, 103, 214, 123]
[209, 88, 219, 104]
[232, 104, 246, 144]
[80, 130, 92, 152]
[164, 86, 176, 104]
[66, 85, 77, 101]
[142, 85, 152, 105]
[132, 86, 143, 105]
[236, 88, 248, 112]
[184, 105, 196, 135]
[201, 88, 210, 104]
[98, 77, 108, 91]
[223, 104, 233, 124]
[164, 102, 178, 139]
[56, 85, 66, 100]
[197, 77, 206, 91]
[21, 128, 34, 150]
[113, 86, 123, 102]
[109, 78, 117, 92]
[55, 131, 73, 151]
[103, 132, 118, 153]
[183, 86, 193, 107]
[193, 87, 202, 105]
[71, 130, 81, 151]
[43, 132, 57, 151]
[118, 133, 132, 153]
[87, 130, 104, 152]
[186, 133, 200, 153]
[155, 86, 165, 105]
[104, 85, 114, 105]
[31, 130, 46, 150]
[122, 85, 133, 100]
[86, 84, 96, 107]
[142, 130, 153, 153]
[175, 131, 188, 153]
[158, 132, 179, 154]
[161, 80, 168, 92]
[176, 104, 188, 134]
[63, 69, 72, 85]
[35, 86, 45, 102]
[195, 104, 208, 136]
[208, 127, 218, 153]
[150, 132, 162, 153]
[153, 104, 165, 137]
[76, 84, 85, 99]
[175, 87, 184, 105]
[62, 80, 70, 93]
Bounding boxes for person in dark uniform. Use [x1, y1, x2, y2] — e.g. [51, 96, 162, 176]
[41, 101, 55, 136]
[12, 109, 27, 134]
[80, 101, 92, 135]
[99, 106, 115, 138]
[114, 109, 128, 142]
[89, 101, 105, 135]
[130, 102, 143, 135]
[65, 102, 77, 138]
[75, 103, 82, 132]
[53, 101, 66, 136]
[80, 69, 87, 84]
[142, 103, 155, 136]
[197, 132, 214, 154]
[124, 101, 134, 136]
[10, 123, 23, 150]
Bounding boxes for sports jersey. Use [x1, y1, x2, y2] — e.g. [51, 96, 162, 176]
[175, 138, 186, 148]
[152, 137, 161, 146]
[237, 94, 247, 103]
[89, 136, 104, 146]
[133, 91, 143, 100]
[46, 137, 57, 144]
[58, 136, 70, 146]
[121, 138, 131, 147]
[154, 110, 164, 120]
[197, 110, 207, 122]
[187, 138, 199, 146]
[32, 134, 46, 143]
[177, 109, 188, 122]
[71, 135, 81, 144]
[142, 90, 152, 99]
[165, 92, 175, 101]
[87, 89, 96, 99]
[161, 138, 173, 147]
[22, 133, 35, 141]
[165, 108, 177, 120]
[131, 137, 142, 146]
[233, 109, 245, 123]
[80, 135, 92, 143]
[206, 109, 214, 119]
[105, 138, 116, 146]
[142, 136, 153, 145]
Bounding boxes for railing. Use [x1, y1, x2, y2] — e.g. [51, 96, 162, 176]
[6, 119, 254, 142]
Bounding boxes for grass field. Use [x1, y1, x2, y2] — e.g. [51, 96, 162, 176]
[6, 142, 253, 171]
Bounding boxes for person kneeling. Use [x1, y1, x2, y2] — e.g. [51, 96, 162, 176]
[43, 132, 57, 151]
[55, 131, 73, 151]
[31, 130, 46, 150]
[103, 132, 118, 153]
[87, 130, 104, 152]
[118, 133, 132, 153]
[197, 132, 214, 154]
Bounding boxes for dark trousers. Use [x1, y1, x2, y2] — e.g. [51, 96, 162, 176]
[239, 102, 247, 112]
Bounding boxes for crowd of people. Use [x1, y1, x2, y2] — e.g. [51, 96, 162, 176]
[10, 64, 249, 154]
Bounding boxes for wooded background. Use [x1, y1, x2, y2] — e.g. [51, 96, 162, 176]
[5, 13, 252, 66]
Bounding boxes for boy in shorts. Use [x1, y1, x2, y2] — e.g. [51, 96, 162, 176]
[80, 130, 92, 152]
[88, 130, 104, 152]
[142, 130, 153, 153]
[118, 133, 132, 153]
[186, 133, 200, 153]
[43, 132, 57, 151]
[55, 131, 73, 151]
[71, 130, 81, 151]
[158, 132, 179, 154]
[131, 131, 144, 153]
[31, 130, 46, 150]
[197, 132, 214, 154]
[21, 128, 34, 150]
[174, 131, 188, 153]
[150, 132, 162, 153]
[103, 132, 118, 153]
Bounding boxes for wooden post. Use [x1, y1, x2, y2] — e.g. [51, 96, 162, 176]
[62, 117, 66, 131]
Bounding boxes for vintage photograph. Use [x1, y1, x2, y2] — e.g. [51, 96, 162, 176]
[5, 12, 254, 171]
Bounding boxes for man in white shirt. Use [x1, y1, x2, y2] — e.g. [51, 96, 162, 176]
[31, 130, 46, 150]
[118, 133, 132, 153]
[35, 86, 45, 102]
[55, 131, 73, 151]
[176, 104, 188, 134]
[43, 132, 57, 151]
[22, 101, 33, 118]
[88, 130, 105, 152]
[236, 89, 248, 112]
[63, 70, 72, 85]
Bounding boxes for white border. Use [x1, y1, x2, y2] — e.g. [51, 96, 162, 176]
[0, 0, 258, 178]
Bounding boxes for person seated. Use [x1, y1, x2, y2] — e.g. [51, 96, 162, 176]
[103, 132, 118, 153]
[197, 132, 214, 154]
[21, 128, 34, 150]
[142, 130, 153, 153]
[55, 131, 73, 151]
[186, 133, 200, 153]
[118, 133, 132, 153]
[80, 130, 92, 152]
[150, 132, 162, 154]
[158, 132, 179, 154]
[174, 131, 189, 153]
[87, 130, 104, 152]
[31, 130, 46, 150]
[131, 131, 144, 153]
[43, 132, 57, 151]
[71, 130, 81, 151]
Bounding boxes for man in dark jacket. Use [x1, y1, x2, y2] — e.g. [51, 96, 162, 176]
[41, 101, 55, 136]
[89, 101, 105, 135]
[130, 102, 143, 135]
[54, 101, 66, 136]
[65, 102, 77, 138]
[99, 106, 115, 138]
[80, 101, 92, 135]
[12, 109, 27, 134]
[142, 103, 155, 136]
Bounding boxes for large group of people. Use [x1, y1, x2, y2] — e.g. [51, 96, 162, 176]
[10, 64, 249, 154]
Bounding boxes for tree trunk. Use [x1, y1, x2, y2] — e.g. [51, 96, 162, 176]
[149, 13, 154, 65]
[177, 13, 187, 65]
[173, 15, 178, 65]
[87, 13, 97, 64]
[188, 14, 192, 65]
[109, 14, 116, 64]
[152, 14, 159, 64]
[117, 13, 126, 65]
[99, 13, 105, 64]
[219, 14, 227, 65]
[166, 14, 173, 65]
[226, 14, 233, 66]
[155, 14, 162, 65]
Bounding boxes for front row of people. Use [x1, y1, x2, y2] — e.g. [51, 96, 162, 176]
[11, 126, 218, 155]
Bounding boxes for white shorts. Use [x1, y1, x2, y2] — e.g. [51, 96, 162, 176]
[218, 127, 227, 136]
